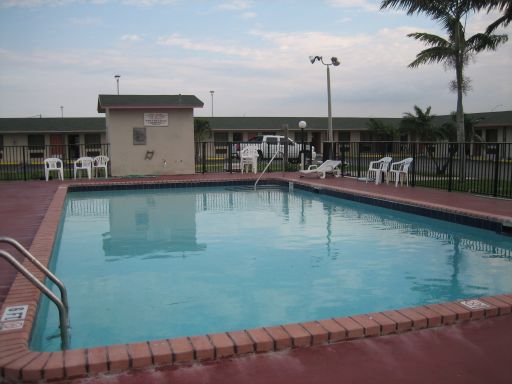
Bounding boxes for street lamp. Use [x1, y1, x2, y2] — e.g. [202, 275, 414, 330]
[298, 120, 307, 170]
[210, 90, 214, 117]
[60, 106, 63, 118]
[115, 75, 121, 95]
[309, 55, 340, 160]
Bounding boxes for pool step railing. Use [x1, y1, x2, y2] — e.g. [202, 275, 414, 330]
[0, 236, 70, 350]
[254, 150, 283, 190]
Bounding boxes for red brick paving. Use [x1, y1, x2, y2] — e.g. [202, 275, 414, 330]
[1, 173, 511, 383]
[79, 315, 512, 384]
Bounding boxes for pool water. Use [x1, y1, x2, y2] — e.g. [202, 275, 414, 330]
[31, 186, 512, 351]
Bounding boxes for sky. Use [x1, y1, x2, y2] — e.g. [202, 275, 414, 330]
[0, 0, 511, 119]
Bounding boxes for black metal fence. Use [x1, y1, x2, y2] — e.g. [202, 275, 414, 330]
[2, 141, 510, 199]
[332, 141, 512, 198]
[0, 144, 110, 180]
[194, 141, 316, 174]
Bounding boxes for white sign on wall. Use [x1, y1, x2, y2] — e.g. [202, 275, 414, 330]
[144, 113, 168, 127]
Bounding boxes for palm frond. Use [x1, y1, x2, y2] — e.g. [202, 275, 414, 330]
[466, 32, 509, 52]
[407, 32, 450, 47]
[408, 47, 453, 68]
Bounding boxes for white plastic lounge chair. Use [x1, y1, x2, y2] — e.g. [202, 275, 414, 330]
[299, 160, 342, 179]
[366, 156, 392, 185]
[44, 158, 64, 181]
[240, 146, 259, 174]
[92, 155, 109, 178]
[389, 157, 413, 187]
[73, 156, 94, 179]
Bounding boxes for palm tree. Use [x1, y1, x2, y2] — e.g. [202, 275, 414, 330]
[399, 105, 440, 142]
[400, 105, 456, 175]
[367, 118, 398, 141]
[194, 119, 212, 142]
[380, 0, 508, 143]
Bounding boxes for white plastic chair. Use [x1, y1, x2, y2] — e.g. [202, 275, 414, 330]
[73, 156, 93, 179]
[44, 158, 64, 181]
[367, 156, 392, 184]
[240, 146, 259, 174]
[92, 155, 109, 178]
[389, 157, 414, 187]
[299, 160, 342, 179]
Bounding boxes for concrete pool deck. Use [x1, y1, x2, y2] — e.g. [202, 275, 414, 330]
[0, 173, 511, 383]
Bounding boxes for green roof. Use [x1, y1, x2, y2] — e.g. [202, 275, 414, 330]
[0, 117, 106, 133]
[201, 116, 396, 131]
[1, 111, 510, 134]
[97, 94, 204, 113]
[199, 111, 512, 131]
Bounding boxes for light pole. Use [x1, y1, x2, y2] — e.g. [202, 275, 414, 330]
[298, 120, 307, 169]
[115, 75, 121, 95]
[60, 106, 63, 118]
[309, 56, 340, 160]
[210, 90, 214, 117]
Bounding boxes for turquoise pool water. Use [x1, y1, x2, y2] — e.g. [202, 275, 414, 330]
[31, 186, 512, 351]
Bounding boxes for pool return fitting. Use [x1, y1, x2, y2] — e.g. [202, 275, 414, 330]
[0, 237, 70, 350]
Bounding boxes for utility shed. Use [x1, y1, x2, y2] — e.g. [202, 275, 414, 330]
[98, 94, 203, 176]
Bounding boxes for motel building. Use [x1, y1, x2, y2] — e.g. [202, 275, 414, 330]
[0, 94, 511, 176]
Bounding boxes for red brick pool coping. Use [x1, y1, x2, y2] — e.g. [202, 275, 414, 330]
[1, 175, 511, 382]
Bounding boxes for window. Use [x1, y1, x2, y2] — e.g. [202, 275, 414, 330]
[213, 132, 228, 142]
[249, 136, 263, 143]
[266, 137, 278, 144]
[0, 135, 3, 150]
[339, 132, 350, 142]
[295, 132, 307, 142]
[486, 129, 498, 142]
[85, 134, 102, 157]
[233, 132, 243, 142]
[84, 134, 101, 145]
[28, 135, 45, 148]
[27, 134, 45, 158]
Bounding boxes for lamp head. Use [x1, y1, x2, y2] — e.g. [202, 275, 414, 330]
[331, 57, 340, 66]
[309, 55, 321, 64]
[115, 74, 120, 80]
[298, 121, 307, 129]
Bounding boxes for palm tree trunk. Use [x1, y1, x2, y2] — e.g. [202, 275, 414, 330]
[455, 20, 466, 182]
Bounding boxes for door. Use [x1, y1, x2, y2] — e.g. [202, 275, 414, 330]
[50, 134, 65, 158]
[68, 134, 80, 159]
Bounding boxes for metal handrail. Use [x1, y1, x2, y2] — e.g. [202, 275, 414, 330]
[0, 250, 70, 350]
[0, 236, 69, 312]
[254, 150, 282, 190]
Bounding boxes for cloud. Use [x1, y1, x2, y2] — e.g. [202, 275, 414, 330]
[0, 0, 74, 7]
[0, 20, 510, 118]
[121, 34, 143, 42]
[68, 16, 102, 26]
[0, 0, 177, 7]
[157, 33, 266, 58]
[327, 0, 379, 12]
[217, 0, 253, 11]
[240, 11, 257, 19]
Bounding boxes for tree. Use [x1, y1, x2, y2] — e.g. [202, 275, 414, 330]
[367, 118, 399, 141]
[399, 105, 441, 142]
[194, 119, 212, 142]
[380, 0, 508, 143]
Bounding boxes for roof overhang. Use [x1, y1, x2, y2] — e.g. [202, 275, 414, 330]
[97, 94, 204, 113]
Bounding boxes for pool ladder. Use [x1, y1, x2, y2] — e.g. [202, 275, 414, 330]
[254, 150, 283, 190]
[0, 236, 70, 350]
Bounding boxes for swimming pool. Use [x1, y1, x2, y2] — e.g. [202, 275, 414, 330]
[31, 185, 512, 352]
